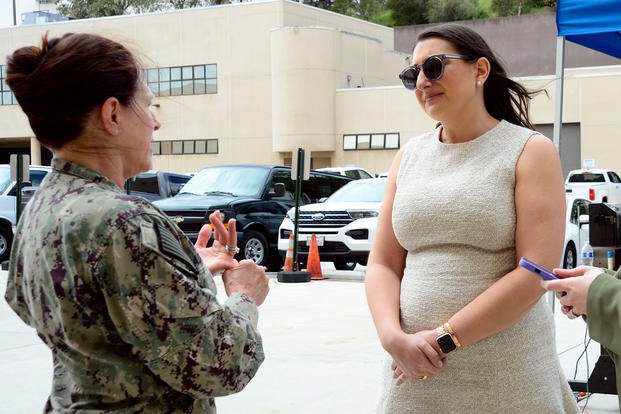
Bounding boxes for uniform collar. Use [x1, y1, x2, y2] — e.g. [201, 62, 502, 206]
[52, 158, 122, 192]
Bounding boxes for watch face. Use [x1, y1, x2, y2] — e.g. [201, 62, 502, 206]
[437, 333, 457, 353]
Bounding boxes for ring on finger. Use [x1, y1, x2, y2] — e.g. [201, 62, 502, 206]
[226, 245, 240, 255]
[419, 375, 428, 381]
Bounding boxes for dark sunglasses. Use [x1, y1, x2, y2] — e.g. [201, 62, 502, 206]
[399, 54, 476, 90]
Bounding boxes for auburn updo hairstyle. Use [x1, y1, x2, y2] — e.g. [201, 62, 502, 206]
[6, 33, 140, 149]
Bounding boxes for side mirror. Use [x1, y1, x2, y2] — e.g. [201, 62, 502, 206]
[318, 197, 328, 203]
[578, 214, 589, 225]
[269, 182, 286, 198]
[21, 186, 37, 206]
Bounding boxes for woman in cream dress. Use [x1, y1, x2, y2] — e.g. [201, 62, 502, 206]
[365, 24, 578, 413]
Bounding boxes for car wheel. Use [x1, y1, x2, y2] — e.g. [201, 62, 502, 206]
[0, 226, 12, 262]
[241, 230, 269, 267]
[563, 243, 576, 269]
[334, 260, 356, 271]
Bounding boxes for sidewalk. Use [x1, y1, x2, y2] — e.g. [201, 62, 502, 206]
[0, 267, 619, 413]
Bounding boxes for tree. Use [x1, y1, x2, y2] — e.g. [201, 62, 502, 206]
[371, 8, 394, 26]
[168, 0, 206, 8]
[331, 0, 356, 16]
[357, 0, 385, 21]
[55, 0, 230, 19]
[303, 0, 334, 10]
[426, 0, 481, 23]
[386, 0, 429, 26]
[304, 0, 387, 22]
[55, 0, 141, 18]
[490, 0, 555, 17]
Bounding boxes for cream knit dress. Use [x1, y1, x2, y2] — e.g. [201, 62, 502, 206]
[378, 120, 578, 413]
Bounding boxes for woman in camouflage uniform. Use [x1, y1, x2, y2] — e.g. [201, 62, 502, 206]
[4, 32, 269, 413]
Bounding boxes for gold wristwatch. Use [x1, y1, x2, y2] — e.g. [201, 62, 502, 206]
[435, 322, 462, 354]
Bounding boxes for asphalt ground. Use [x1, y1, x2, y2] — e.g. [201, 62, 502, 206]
[0, 264, 619, 413]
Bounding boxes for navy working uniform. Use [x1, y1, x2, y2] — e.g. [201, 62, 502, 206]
[5, 158, 264, 413]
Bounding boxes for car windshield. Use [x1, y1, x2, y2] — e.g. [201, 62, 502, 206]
[0, 166, 10, 194]
[327, 180, 385, 202]
[568, 173, 605, 183]
[179, 166, 269, 197]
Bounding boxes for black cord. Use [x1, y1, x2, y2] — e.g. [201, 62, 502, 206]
[571, 324, 592, 412]
[573, 336, 589, 379]
[581, 326, 591, 413]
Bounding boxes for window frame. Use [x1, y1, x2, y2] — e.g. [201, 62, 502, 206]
[152, 139, 219, 156]
[0, 65, 16, 105]
[146, 63, 218, 98]
[343, 132, 400, 151]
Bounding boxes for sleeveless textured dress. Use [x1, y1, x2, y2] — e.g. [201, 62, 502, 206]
[378, 120, 578, 413]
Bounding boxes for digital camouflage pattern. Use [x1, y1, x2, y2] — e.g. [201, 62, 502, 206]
[5, 158, 264, 413]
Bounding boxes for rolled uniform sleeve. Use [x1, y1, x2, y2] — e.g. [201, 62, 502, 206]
[95, 214, 264, 399]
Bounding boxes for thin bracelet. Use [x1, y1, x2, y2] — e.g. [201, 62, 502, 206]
[444, 322, 462, 348]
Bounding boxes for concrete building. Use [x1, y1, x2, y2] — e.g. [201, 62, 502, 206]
[0, 0, 406, 171]
[1, 0, 620, 176]
[0, 0, 60, 28]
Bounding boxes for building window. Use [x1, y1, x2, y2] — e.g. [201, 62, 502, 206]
[152, 139, 219, 155]
[0, 65, 17, 105]
[147, 64, 217, 97]
[172, 141, 183, 155]
[151, 141, 161, 155]
[183, 140, 194, 154]
[206, 139, 218, 154]
[343, 133, 400, 151]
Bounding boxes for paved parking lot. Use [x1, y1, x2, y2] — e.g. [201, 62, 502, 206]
[0, 265, 619, 413]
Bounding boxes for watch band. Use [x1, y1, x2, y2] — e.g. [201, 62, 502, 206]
[435, 323, 462, 354]
[443, 322, 462, 348]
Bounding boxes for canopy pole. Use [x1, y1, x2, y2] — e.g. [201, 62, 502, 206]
[549, 35, 566, 314]
[552, 35, 565, 151]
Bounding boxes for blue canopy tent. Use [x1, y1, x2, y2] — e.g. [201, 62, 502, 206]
[552, 0, 621, 148]
[557, 0, 621, 59]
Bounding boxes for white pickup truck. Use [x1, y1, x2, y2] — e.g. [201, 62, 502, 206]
[565, 169, 621, 203]
[0, 164, 51, 262]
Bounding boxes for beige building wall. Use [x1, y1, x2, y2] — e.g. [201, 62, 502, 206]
[271, 26, 405, 157]
[0, 0, 404, 172]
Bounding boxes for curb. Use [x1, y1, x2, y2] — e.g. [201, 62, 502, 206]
[268, 271, 365, 282]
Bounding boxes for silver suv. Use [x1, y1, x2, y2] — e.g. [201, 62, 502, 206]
[0, 164, 51, 261]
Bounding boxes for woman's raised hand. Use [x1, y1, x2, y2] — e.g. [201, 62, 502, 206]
[194, 210, 239, 275]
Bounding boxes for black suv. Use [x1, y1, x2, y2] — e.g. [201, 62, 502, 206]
[153, 164, 352, 270]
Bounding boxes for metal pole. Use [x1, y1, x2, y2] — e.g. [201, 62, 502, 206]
[550, 36, 566, 314]
[292, 148, 304, 271]
[16, 154, 23, 223]
[552, 36, 565, 151]
[124, 178, 133, 195]
[12, 0, 17, 26]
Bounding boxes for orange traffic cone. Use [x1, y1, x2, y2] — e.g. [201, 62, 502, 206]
[282, 232, 294, 271]
[307, 234, 326, 280]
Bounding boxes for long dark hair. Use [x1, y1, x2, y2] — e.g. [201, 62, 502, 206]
[416, 23, 543, 130]
[6, 33, 140, 149]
